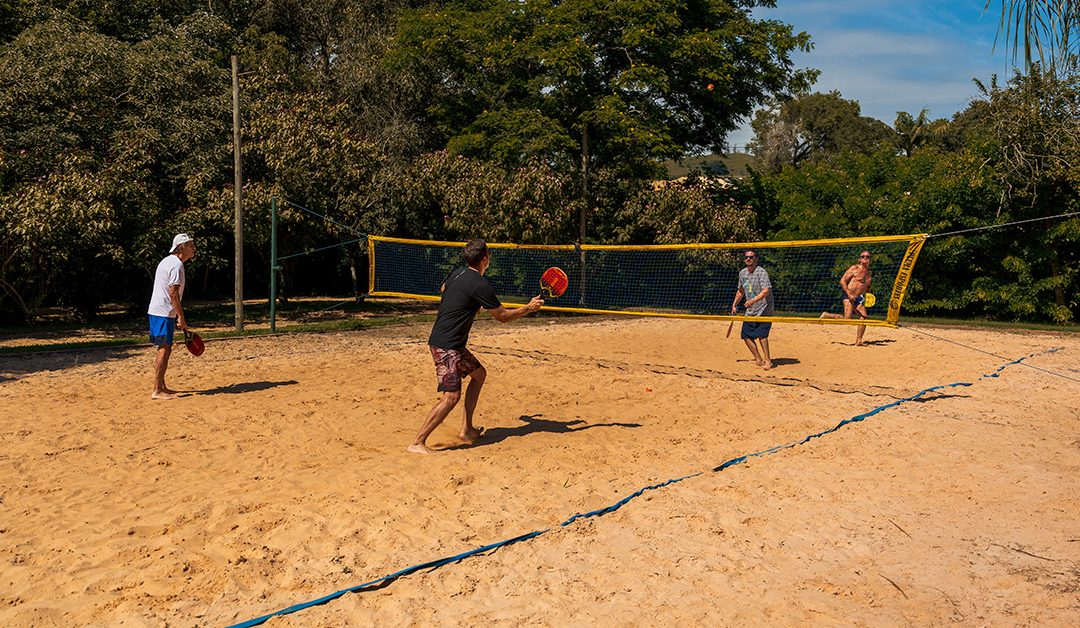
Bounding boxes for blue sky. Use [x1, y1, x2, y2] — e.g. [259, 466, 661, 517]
[727, 0, 1018, 150]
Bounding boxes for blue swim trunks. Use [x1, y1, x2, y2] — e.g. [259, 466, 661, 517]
[843, 294, 865, 307]
[148, 315, 177, 346]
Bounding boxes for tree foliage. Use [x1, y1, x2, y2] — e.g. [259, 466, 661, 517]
[1, 0, 1075, 326]
[0, 16, 229, 321]
[986, 0, 1079, 72]
[614, 174, 758, 244]
[746, 66, 1079, 323]
[748, 90, 895, 172]
[390, 0, 816, 180]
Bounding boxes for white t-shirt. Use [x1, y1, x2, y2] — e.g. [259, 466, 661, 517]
[147, 255, 185, 317]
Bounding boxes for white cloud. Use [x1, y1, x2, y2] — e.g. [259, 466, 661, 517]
[725, 0, 1014, 151]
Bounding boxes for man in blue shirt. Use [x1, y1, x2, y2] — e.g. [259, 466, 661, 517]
[408, 239, 544, 454]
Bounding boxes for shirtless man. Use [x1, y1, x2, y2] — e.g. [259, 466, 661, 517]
[825, 250, 873, 346]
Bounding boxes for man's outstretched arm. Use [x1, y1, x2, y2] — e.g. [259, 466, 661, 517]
[487, 297, 543, 323]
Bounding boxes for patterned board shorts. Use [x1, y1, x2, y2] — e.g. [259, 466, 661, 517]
[430, 346, 483, 393]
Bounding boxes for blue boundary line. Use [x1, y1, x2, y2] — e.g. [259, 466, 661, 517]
[229, 347, 1060, 628]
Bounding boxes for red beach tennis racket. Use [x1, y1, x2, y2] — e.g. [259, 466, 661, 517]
[538, 267, 569, 299]
[184, 330, 205, 357]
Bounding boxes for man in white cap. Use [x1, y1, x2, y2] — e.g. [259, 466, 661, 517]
[148, 234, 196, 399]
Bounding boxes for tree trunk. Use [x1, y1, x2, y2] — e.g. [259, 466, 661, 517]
[1050, 257, 1065, 307]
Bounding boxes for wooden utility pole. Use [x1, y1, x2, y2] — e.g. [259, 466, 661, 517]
[578, 124, 589, 306]
[579, 124, 588, 244]
[231, 55, 244, 331]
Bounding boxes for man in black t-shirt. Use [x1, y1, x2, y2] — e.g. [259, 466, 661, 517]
[408, 239, 544, 454]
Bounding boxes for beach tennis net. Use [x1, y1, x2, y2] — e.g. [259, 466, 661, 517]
[368, 234, 927, 326]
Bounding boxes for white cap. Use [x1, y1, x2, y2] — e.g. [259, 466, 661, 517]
[170, 233, 194, 253]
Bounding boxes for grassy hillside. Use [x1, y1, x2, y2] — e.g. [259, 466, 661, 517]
[662, 152, 756, 179]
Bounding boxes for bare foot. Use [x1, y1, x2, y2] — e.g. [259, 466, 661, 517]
[763, 361, 774, 370]
[460, 426, 485, 444]
[406, 443, 436, 454]
[151, 392, 177, 400]
[754, 358, 765, 367]
[163, 387, 178, 394]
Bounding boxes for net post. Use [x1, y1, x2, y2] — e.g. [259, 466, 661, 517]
[367, 236, 376, 294]
[270, 196, 278, 333]
[886, 235, 927, 325]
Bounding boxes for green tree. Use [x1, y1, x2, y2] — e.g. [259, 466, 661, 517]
[970, 66, 1080, 321]
[748, 91, 895, 172]
[390, 0, 816, 240]
[614, 173, 758, 245]
[893, 108, 951, 157]
[0, 17, 230, 321]
[743, 67, 1079, 324]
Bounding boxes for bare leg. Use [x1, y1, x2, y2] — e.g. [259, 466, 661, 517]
[151, 345, 176, 400]
[743, 338, 764, 366]
[461, 367, 486, 443]
[759, 338, 773, 369]
[408, 391, 461, 454]
[819, 312, 844, 319]
[855, 304, 868, 346]
[841, 299, 860, 346]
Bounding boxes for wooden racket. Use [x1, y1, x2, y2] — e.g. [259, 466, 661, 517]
[727, 304, 741, 337]
[538, 267, 569, 299]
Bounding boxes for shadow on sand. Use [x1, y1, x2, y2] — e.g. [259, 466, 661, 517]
[771, 357, 801, 366]
[447, 413, 641, 450]
[190, 380, 300, 396]
[830, 338, 897, 347]
[0, 346, 143, 381]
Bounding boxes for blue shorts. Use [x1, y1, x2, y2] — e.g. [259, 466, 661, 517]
[148, 315, 176, 346]
[843, 294, 865, 307]
[741, 321, 772, 340]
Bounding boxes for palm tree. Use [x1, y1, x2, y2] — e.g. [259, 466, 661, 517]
[986, 1, 1079, 71]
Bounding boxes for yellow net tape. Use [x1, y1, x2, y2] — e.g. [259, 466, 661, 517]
[369, 234, 927, 327]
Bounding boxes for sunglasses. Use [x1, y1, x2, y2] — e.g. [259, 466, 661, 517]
[744, 255, 756, 260]
[859, 254, 871, 259]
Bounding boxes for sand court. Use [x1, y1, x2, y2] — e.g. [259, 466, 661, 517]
[0, 317, 1077, 626]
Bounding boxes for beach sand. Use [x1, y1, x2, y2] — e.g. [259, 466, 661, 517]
[1, 317, 1077, 626]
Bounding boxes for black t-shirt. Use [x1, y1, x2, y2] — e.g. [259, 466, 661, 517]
[428, 267, 502, 349]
